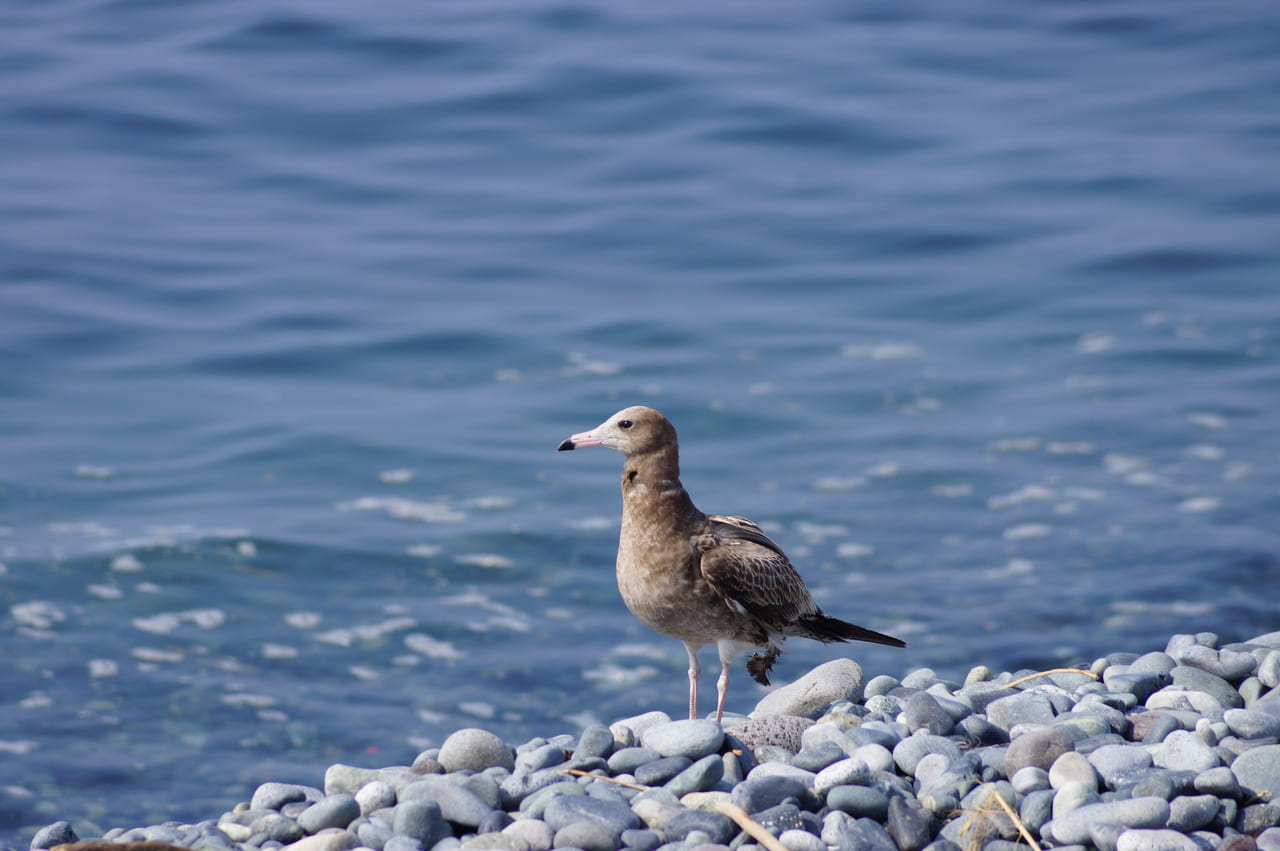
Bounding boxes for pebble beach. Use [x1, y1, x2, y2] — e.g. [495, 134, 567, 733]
[24, 631, 1280, 851]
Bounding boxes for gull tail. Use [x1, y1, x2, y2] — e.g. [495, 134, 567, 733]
[797, 613, 907, 648]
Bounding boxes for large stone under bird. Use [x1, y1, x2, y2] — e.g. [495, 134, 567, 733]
[558, 405, 906, 723]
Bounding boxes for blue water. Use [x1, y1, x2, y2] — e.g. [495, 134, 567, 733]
[3, 0, 1279, 840]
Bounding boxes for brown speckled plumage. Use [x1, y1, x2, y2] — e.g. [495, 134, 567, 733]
[558, 405, 905, 722]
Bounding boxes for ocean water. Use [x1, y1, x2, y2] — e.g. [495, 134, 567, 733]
[2, 0, 1279, 840]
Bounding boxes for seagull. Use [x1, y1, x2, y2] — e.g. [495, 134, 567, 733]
[558, 405, 905, 723]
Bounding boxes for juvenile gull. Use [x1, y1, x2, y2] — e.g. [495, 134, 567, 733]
[559, 405, 906, 723]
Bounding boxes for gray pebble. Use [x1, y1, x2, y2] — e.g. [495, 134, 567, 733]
[634, 755, 693, 786]
[1004, 726, 1075, 775]
[1223, 708, 1280, 740]
[891, 732, 961, 775]
[385, 835, 426, 851]
[732, 773, 811, 814]
[440, 728, 516, 773]
[619, 828, 661, 851]
[779, 828, 826, 851]
[865, 675, 901, 697]
[1019, 788, 1055, 833]
[663, 809, 736, 844]
[885, 794, 933, 851]
[1260, 827, 1280, 851]
[543, 793, 640, 837]
[1167, 794, 1219, 831]
[1105, 672, 1173, 703]
[825, 814, 897, 851]
[902, 692, 955, 736]
[1170, 666, 1244, 709]
[814, 757, 870, 796]
[1141, 714, 1183, 745]
[1154, 730, 1221, 773]
[609, 747, 662, 775]
[987, 691, 1058, 729]
[1115, 828, 1202, 851]
[298, 794, 361, 833]
[1259, 651, 1280, 689]
[641, 719, 725, 759]
[665, 754, 725, 797]
[30, 821, 78, 850]
[1048, 797, 1172, 845]
[255, 811, 307, 843]
[753, 658, 866, 717]
[394, 799, 450, 849]
[325, 764, 387, 797]
[254, 780, 324, 811]
[1194, 765, 1240, 798]
[358, 817, 395, 849]
[518, 742, 569, 774]
[356, 779, 397, 815]
[1176, 645, 1257, 682]
[852, 743, 895, 773]
[1011, 766, 1051, 794]
[1050, 751, 1099, 790]
[574, 725, 617, 760]
[1130, 652, 1178, 675]
[791, 740, 846, 772]
[519, 782, 586, 818]
[827, 785, 889, 820]
[553, 821, 617, 851]
[504, 818, 554, 851]
[401, 777, 494, 828]
[1053, 781, 1102, 819]
[1238, 804, 1280, 835]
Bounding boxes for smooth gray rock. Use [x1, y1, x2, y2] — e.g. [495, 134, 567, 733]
[1154, 730, 1220, 772]
[325, 765, 389, 797]
[987, 691, 1058, 729]
[1047, 797, 1171, 845]
[298, 794, 362, 832]
[828, 784, 890, 820]
[1170, 666, 1244, 709]
[1115, 828, 1201, 851]
[254, 781, 324, 811]
[356, 779, 397, 815]
[552, 821, 616, 851]
[1129, 652, 1177, 675]
[903, 692, 955, 736]
[1005, 726, 1075, 775]
[1235, 745, 1280, 798]
[641, 719, 725, 759]
[253, 812, 307, 843]
[1194, 765, 1241, 798]
[1167, 794, 1219, 831]
[1053, 781, 1101, 819]
[791, 740, 847, 772]
[440, 728, 516, 773]
[1019, 789, 1055, 833]
[1105, 672, 1172, 703]
[401, 777, 494, 828]
[824, 813, 897, 851]
[1012, 766, 1051, 794]
[662, 809, 736, 844]
[1224, 708, 1280, 740]
[753, 658, 866, 717]
[543, 793, 640, 836]
[573, 724, 616, 760]
[1175, 644, 1257, 681]
[814, 757, 871, 796]
[517, 742, 568, 774]
[518, 781, 585, 819]
[892, 732, 962, 775]
[665, 753, 724, 797]
[780, 828, 827, 851]
[1050, 751, 1099, 790]
[618, 828, 660, 851]
[607, 746, 661, 775]
[886, 795, 933, 851]
[633, 755, 692, 786]
[1238, 803, 1280, 834]
[394, 799, 450, 848]
[384, 835, 425, 851]
[30, 821, 78, 850]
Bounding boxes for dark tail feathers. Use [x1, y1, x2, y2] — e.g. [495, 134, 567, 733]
[798, 613, 907, 648]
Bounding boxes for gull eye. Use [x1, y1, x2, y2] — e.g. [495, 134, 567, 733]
[618, 420, 633, 429]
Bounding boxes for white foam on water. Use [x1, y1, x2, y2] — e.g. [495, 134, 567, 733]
[1224, 462, 1252, 481]
[337, 497, 467, 524]
[1178, 496, 1221, 513]
[583, 663, 659, 686]
[1186, 412, 1228, 431]
[459, 701, 495, 719]
[840, 342, 922, 360]
[1104, 454, 1147, 475]
[813, 476, 867, 492]
[795, 522, 848, 543]
[131, 647, 184, 663]
[566, 516, 616, 530]
[262, 643, 298, 659]
[983, 558, 1035, 580]
[931, 483, 973, 498]
[836, 541, 874, 559]
[236, 540, 257, 557]
[1111, 600, 1214, 616]
[88, 659, 119, 678]
[988, 484, 1055, 510]
[1047, 442, 1095, 455]
[19, 692, 53, 709]
[73, 465, 116, 479]
[314, 616, 416, 647]
[564, 351, 622, 377]
[284, 612, 323, 629]
[221, 692, 277, 709]
[404, 633, 465, 660]
[407, 544, 442, 558]
[1002, 523, 1052, 541]
[0, 741, 39, 755]
[11, 601, 66, 630]
[988, 437, 1041, 452]
[1076, 331, 1115, 353]
[453, 553, 515, 569]
[380, 468, 416, 484]
[349, 665, 380, 681]
[463, 496, 515, 509]
[1186, 444, 1225, 461]
[87, 583, 124, 600]
[132, 609, 226, 635]
[110, 553, 144, 572]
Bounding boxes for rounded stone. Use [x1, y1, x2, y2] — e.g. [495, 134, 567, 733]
[1053, 781, 1101, 819]
[663, 809, 736, 844]
[1011, 766, 1051, 794]
[815, 757, 871, 796]
[1169, 666, 1244, 709]
[254, 780, 323, 811]
[503, 817, 554, 851]
[1048, 796, 1172, 845]
[355, 780, 397, 815]
[1050, 751, 1099, 790]
[641, 719, 725, 759]
[1224, 708, 1280, 740]
[634, 755, 692, 786]
[543, 793, 640, 836]
[732, 773, 812, 814]
[781, 828, 827, 851]
[886, 794, 934, 851]
[987, 692, 1058, 729]
[298, 794, 362, 833]
[827, 785, 889, 820]
[574, 724, 616, 760]
[1154, 730, 1220, 772]
[30, 821, 78, 850]
[903, 692, 955, 736]
[440, 728, 516, 773]
[1004, 726, 1075, 776]
[753, 658, 866, 717]
[1116, 828, 1201, 851]
[1168, 794, 1219, 831]
[892, 732, 962, 775]
[400, 777, 495, 827]
[553, 821, 617, 851]
[728, 715, 814, 753]
[254, 812, 307, 843]
[665, 753, 725, 797]
[619, 828, 661, 851]
[285, 828, 360, 851]
[1234, 745, 1280, 799]
[394, 799, 450, 848]
[792, 740, 848, 772]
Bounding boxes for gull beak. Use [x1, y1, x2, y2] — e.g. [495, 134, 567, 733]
[558, 430, 605, 451]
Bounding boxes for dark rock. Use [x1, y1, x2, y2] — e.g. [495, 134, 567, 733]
[886, 795, 933, 851]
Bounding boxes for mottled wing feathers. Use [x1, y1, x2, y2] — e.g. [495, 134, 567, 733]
[697, 515, 817, 633]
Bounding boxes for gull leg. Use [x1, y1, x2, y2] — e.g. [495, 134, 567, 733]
[714, 661, 731, 724]
[684, 643, 702, 720]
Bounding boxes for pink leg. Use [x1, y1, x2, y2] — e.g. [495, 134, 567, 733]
[714, 661, 731, 724]
[684, 644, 701, 720]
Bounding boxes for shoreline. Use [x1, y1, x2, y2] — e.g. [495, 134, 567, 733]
[24, 630, 1280, 851]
